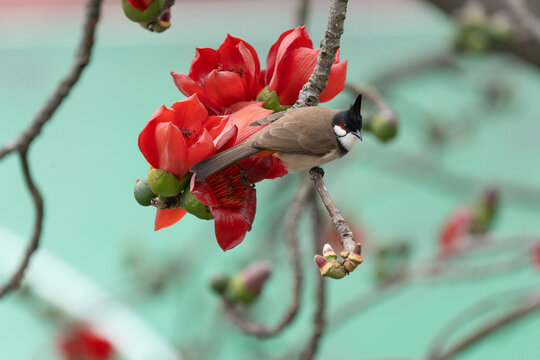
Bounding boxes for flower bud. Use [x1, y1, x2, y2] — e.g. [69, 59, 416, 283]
[181, 187, 213, 220]
[147, 167, 183, 197]
[134, 178, 156, 206]
[323, 243, 337, 260]
[122, 0, 164, 23]
[210, 274, 230, 295]
[227, 261, 272, 304]
[313, 255, 346, 279]
[369, 113, 398, 142]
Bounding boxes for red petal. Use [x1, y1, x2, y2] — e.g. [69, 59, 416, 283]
[171, 72, 209, 105]
[266, 26, 313, 89]
[170, 94, 208, 132]
[236, 41, 260, 98]
[212, 207, 248, 251]
[215, 125, 238, 151]
[138, 106, 188, 177]
[189, 48, 219, 83]
[154, 208, 187, 231]
[203, 115, 229, 139]
[440, 208, 472, 255]
[228, 103, 273, 144]
[125, 0, 152, 11]
[204, 70, 249, 112]
[186, 129, 215, 169]
[191, 177, 220, 207]
[319, 59, 347, 103]
[274, 47, 318, 105]
[153, 122, 188, 177]
[239, 155, 287, 183]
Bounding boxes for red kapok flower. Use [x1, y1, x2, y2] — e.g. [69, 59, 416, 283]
[191, 153, 287, 251]
[125, 0, 154, 11]
[439, 207, 473, 256]
[264, 26, 347, 105]
[171, 35, 261, 114]
[57, 324, 114, 360]
[138, 94, 229, 230]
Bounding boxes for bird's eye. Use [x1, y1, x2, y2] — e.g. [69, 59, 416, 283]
[339, 124, 345, 130]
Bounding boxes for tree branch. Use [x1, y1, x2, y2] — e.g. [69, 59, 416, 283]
[428, 289, 540, 360]
[0, 0, 103, 299]
[219, 179, 311, 338]
[296, 0, 310, 27]
[293, 0, 349, 108]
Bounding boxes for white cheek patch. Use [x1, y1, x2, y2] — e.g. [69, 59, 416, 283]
[333, 125, 346, 137]
[338, 132, 359, 151]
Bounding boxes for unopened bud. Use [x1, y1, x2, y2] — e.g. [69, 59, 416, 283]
[227, 261, 272, 304]
[313, 255, 346, 279]
[134, 178, 156, 206]
[122, 0, 164, 23]
[181, 187, 213, 220]
[370, 113, 398, 142]
[147, 167, 183, 197]
[323, 243, 337, 260]
[210, 274, 230, 295]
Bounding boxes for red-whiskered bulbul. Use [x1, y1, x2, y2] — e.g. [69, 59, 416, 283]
[191, 94, 363, 180]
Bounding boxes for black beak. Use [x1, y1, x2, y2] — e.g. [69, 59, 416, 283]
[353, 130, 362, 141]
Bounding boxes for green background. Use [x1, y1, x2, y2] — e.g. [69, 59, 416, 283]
[1, 0, 539, 359]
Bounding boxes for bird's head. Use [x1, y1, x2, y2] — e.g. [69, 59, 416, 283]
[332, 94, 363, 151]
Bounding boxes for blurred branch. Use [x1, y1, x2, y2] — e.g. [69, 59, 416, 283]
[220, 179, 311, 338]
[423, 0, 540, 69]
[296, 0, 310, 26]
[294, 0, 349, 107]
[428, 288, 540, 360]
[369, 50, 458, 89]
[299, 198, 327, 360]
[345, 84, 398, 125]
[0, 0, 102, 299]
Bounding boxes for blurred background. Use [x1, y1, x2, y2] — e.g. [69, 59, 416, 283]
[1, 0, 540, 359]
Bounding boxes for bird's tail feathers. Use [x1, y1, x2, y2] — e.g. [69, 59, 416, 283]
[191, 144, 259, 180]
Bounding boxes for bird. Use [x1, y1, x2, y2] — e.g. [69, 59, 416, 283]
[191, 94, 363, 180]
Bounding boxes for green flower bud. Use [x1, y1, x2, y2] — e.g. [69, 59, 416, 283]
[134, 178, 157, 206]
[370, 114, 398, 142]
[181, 187, 213, 220]
[210, 274, 230, 295]
[227, 261, 272, 304]
[147, 167, 183, 197]
[122, 0, 164, 23]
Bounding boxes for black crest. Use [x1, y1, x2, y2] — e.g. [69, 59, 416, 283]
[333, 94, 363, 133]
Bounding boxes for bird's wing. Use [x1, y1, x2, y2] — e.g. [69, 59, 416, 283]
[249, 110, 289, 126]
[251, 108, 338, 155]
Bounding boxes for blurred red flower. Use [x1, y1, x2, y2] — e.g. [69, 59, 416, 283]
[57, 324, 114, 360]
[124, 0, 153, 11]
[439, 207, 473, 256]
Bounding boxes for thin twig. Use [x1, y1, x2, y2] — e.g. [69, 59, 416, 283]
[294, 0, 349, 108]
[0, 0, 103, 299]
[296, 0, 310, 27]
[299, 197, 327, 360]
[0, 151, 43, 298]
[0, 0, 102, 161]
[220, 179, 311, 338]
[309, 167, 357, 254]
[429, 289, 540, 360]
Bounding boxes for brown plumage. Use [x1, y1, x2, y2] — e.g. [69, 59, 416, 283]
[191, 95, 363, 180]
